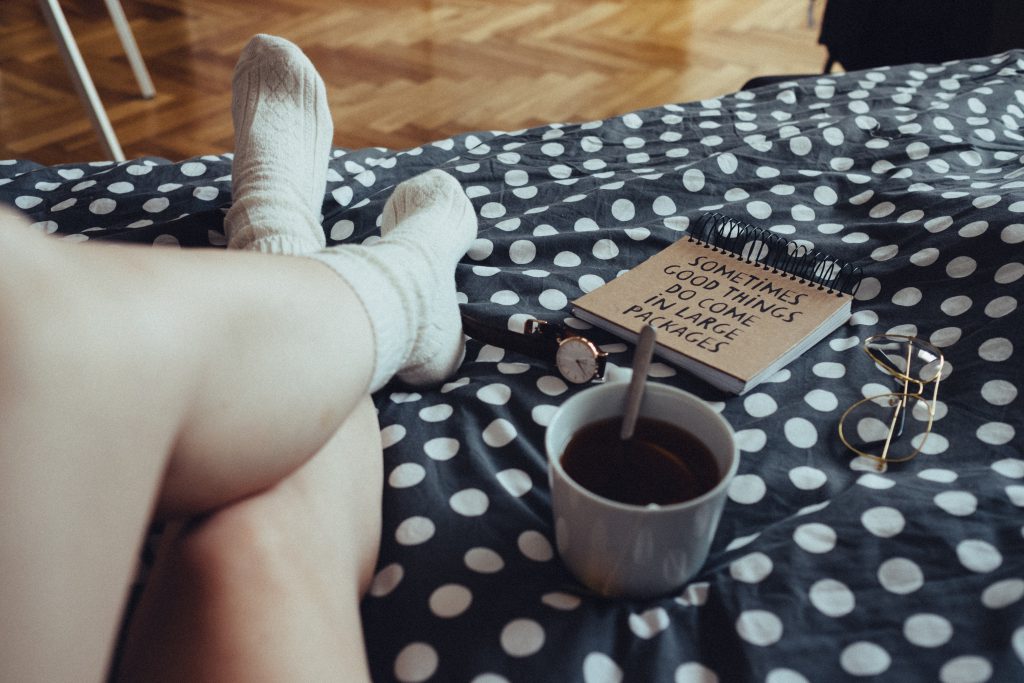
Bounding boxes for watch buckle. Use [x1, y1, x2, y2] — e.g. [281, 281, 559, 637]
[524, 319, 549, 336]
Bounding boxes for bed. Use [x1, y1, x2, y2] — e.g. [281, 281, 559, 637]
[3, 50, 1023, 682]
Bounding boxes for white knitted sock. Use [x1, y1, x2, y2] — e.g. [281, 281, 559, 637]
[225, 34, 332, 254]
[307, 170, 477, 391]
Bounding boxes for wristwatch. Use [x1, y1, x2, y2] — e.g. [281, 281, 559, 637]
[461, 312, 608, 384]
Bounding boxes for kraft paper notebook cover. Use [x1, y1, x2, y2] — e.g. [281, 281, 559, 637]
[573, 213, 863, 394]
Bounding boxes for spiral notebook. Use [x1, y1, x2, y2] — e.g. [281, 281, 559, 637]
[572, 213, 863, 394]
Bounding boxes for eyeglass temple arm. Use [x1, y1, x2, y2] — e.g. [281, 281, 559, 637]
[880, 343, 916, 465]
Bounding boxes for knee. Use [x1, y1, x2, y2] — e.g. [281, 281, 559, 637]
[172, 503, 294, 594]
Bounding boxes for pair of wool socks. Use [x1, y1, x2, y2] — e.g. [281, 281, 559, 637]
[224, 34, 477, 391]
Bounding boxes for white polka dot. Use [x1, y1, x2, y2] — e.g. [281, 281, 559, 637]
[471, 674, 509, 683]
[531, 404, 558, 427]
[593, 239, 619, 260]
[813, 186, 839, 205]
[395, 516, 435, 545]
[180, 161, 206, 177]
[107, 181, 134, 194]
[629, 608, 670, 639]
[992, 458, 1024, 479]
[394, 642, 438, 683]
[419, 404, 453, 422]
[15, 195, 43, 210]
[804, 389, 839, 412]
[790, 136, 812, 156]
[142, 197, 170, 213]
[979, 337, 1013, 362]
[978, 422, 1015, 445]
[892, 287, 922, 306]
[583, 652, 623, 683]
[765, 669, 809, 683]
[482, 418, 517, 447]
[735, 610, 783, 646]
[909, 248, 940, 267]
[904, 613, 953, 648]
[542, 592, 582, 610]
[477, 383, 512, 406]
[674, 662, 719, 683]
[812, 362, 846, 379]
[940, 294, 973, 316]
[652, 195, 676, 216]
[743, 393, 777, 417]
[784, 418, 817, 448]
[735, 429, 767, 453]
[480, 202, 506, 219]
[450, 489, 489, 517]
[878, 557, 924, 594]
[995, 262, 1024, 284]
[728, 474, 766, 504]
[424, 437, 459, 461]
[861, 506, 905, 537]
[509, 239, 536, 264]
[934, 490, 978, 516]
[982, 578, 1024, 609]
[518, 530, 554, 561]
[498, 169, 528, 189]
[946, 256, 978, 278]
[430, 584, 473, 618]
[369, 562, 404, 597]
[747, 200, 772, 220]
[730, 552, 773, 583]
[939, 656, 992, 683]
[840, 641, 891, 677]
[809, 578, 856, 617]
[496, 469, 532, 497]
[794, 523, 836, 553]
[1006, 485, 1024, 507]
[500, 619, 545, 657]
[381, 424, 407, 448]
[985, 295, 1017, 318]
[611, 198, 635, 222]
[957, 539, 1002, 573]
[1015, 627, 1024, 664]
[788, 466, 827, 490]
[89, 198, 116, 215]
[389, 463, 426, 488]
[539, 289, 568, 311]
[856, 472, 896, 489]
[465, 547, 504, 573]
[193, 186, 218, 201]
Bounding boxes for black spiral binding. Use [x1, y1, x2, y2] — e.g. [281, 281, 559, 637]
[688, 212, 863, 296]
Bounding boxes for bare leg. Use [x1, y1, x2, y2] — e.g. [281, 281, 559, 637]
[0, 214, 375, 681]
[115, 396, 382, 683]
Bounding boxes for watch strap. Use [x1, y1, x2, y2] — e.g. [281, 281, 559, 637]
[460, 312, 557, 361]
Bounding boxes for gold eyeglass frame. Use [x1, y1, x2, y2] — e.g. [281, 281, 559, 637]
[838, 334, 945, 470]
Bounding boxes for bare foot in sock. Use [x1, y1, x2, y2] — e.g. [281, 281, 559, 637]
[307, 170, 477, 390]
[225, 34, 332, 254]
[380, 169, 478, 386]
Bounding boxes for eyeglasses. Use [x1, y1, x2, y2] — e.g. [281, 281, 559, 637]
[838, 334, 946, 471]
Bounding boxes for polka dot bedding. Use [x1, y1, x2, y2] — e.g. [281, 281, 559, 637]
[3, 51, 1024, 682]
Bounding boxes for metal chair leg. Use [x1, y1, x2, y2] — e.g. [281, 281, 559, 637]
[37, 0, 126, 161]
[103, 0, 155, 99]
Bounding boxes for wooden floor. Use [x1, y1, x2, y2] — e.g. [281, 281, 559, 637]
[0, 0, 828, 165]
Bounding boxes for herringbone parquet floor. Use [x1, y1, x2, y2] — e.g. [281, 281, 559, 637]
[0, 0, 828, 164]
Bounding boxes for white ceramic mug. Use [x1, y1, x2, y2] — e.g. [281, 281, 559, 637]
[545, 381, 738, 598]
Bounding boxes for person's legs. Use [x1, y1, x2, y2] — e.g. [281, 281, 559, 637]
[0, 212, 375, 681]
[0, 32, 477, 681]
[115, 395, 382, 683]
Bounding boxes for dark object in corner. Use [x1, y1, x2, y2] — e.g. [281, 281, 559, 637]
[819, 0, 1024, 72]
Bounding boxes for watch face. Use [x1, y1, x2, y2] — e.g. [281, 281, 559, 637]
[555, 337, 600, 384]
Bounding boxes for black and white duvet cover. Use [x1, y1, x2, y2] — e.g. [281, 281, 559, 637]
[3, 51, 1023, 683]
